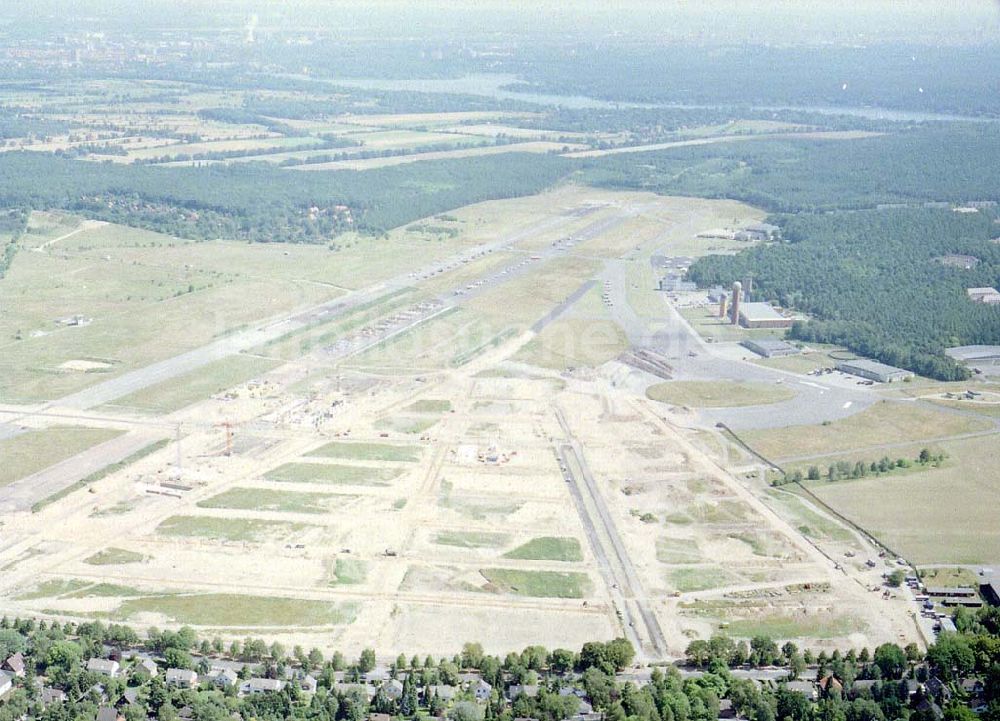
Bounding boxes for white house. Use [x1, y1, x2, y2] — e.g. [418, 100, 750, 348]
[86, 658, 120, 678]
[165, 668, 198, 688]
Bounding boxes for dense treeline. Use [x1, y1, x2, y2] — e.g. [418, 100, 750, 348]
[0, 151, 572, 241]
[0, 109, 70, 140]
[195, 108, 308, 137]
[687, 209, 1000, 380]
[584, 125, 1000, 213]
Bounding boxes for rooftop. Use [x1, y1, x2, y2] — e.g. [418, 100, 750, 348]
[946, 345, 1000, 361]
[739, 302, 786, 321]
[742, 338, 799, 353]
[837, 359, 912, 376]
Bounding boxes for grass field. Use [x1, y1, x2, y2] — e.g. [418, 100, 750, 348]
[751, 346, 848, 375]
[515, 318, 629, 370]
[32, 438, 169, 512]
[646, 380, 795, 408]
[114, 594, 358, 626]
[741, 401, 993, 461]
[0, 426, 123, 487]
[107, 355, 280, 413]
[266, 463, 403, 486]
[156, 515, 315, 543]
[679, 306, 788, 343]
[196, 487, 343, 514]
[810, 434, 1000, 564]
[763, 489, 854, 543]
[307, 441, 422, 462]
[919, 567, 981, 588]
[373, 416, 440, 434]
[503, 537, 584, 562]
[0, 211, 480, 400]
[434, 531, 510, 548]
[328, 558, 368, 586]
[405, 399, 452, 413]
[480, 568, 591, 599]
[725, 614, 863, 639]
[84, 548, 146, 565]
[667, 566, 740, 592]
[16, 579, 91, 600]
[656, 537, 703, 564]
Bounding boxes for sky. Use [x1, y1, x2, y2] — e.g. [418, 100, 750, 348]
[2, 0, 998, 44]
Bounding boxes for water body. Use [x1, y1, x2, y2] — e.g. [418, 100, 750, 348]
[323, 72, 997, 123]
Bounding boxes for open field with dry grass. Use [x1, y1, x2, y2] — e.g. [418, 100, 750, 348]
[740, 401, 993, 461]
[810, 433, 1000, 564]
[0, 426, 123, 487]
[646, 380, 795, 408]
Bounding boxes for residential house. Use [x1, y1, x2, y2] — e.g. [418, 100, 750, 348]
[211, 668, 239, 689]
[818, 674, 844, 698]
[166, 668, 199, 688]
[96, 706, 123, 721]
[87, 658, 121, 678]
[916, 697, 943, 721]
[3, 653, 25, 678]
[925, 676, 952, 705]
[428, 684, 456, 701]
[244, 678, 285, 695]
[131, 658, 158, 679]
[121, 688, 141, 707]
[40, 687, 67, 707]
[508, 685, 540, 701]
[380, 679, 404, 700]
[473, 679, 493, 702]
[300, 675, 318, 694]
[784, 681, 818, 701]
[334, 682, 376, 700]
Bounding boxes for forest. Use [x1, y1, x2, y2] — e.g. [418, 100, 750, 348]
[0, 152, 573, 241]
[687, 208, 1000, 380]
[584, 125, 1000, 213]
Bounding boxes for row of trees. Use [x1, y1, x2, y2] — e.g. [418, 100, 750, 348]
[776, 448, 948, 485]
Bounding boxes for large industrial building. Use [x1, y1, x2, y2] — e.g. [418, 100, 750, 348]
[741, 338, 801, 358]
[967, 287, 1000, 305]
[738, 302, 794, 329]
[836, 359, 914, 383]
[947, 345, 1000, 371]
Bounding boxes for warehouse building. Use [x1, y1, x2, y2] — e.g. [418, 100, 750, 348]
[967, 287, 1000, 305]
[836, 359, 914, 383]
[946, 345, 1000, 371]
[738, 302, 794, 329]
[741, 338, 801, 358]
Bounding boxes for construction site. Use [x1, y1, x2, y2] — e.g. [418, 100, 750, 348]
[0, 186, 946, 659]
